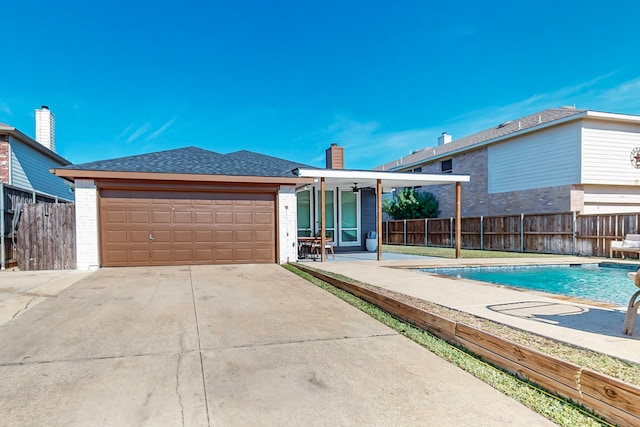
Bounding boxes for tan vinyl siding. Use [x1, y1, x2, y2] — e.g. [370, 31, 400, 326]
[581, 121, 640, 186]
[582, 185, 640, 214]
[488, 122, 581, 193]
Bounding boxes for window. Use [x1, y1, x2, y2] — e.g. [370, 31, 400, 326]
[441, 159, 452, 174]
[316, 190, 335, 239]
[296, 190, 312, 237]
[338, 190, 360, 246]
[410, 166, 422, 173]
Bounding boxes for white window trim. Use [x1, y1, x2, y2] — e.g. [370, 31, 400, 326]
[315, 188, 337, 239]
[338, 188, 361, 247]
[296, 189, 313, 237]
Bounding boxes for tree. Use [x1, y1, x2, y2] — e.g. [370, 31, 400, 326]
[382, 188, 440, 220]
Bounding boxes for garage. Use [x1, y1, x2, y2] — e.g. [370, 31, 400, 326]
[99, 189, 276, 267]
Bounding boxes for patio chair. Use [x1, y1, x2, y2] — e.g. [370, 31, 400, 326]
[310, 240, 335, 260]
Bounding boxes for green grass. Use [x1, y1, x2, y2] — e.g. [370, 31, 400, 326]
[284, 263, 610, 427]
[383, 244, 564, 259]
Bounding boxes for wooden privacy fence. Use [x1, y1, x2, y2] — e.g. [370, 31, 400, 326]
[383, 212, 640, 257]
[296, 265, 640, 427]
[17, 203, 76, 270]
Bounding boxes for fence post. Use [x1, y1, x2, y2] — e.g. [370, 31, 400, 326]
[520, 213, 525, 253]
[450, 217, 454, 248]
[403, 220, 407, 246]
[572, 211, 577, 255]
[424, 218, 428, 247]
[480, 216, 484, 251]
[385, 221, 389, 244]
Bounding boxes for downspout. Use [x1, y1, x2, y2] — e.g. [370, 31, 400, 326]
[377, 179, 382, 261]
[320, 177, 326, 262]
[1, 183, 5, 270]
[455, 182, 461, 258]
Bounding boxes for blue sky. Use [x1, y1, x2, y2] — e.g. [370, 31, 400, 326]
[2, 1, 640, 170]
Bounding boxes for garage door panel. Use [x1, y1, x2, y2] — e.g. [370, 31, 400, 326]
[215, 212, 233, 224]
[214, 230, 233, 243]
[104, 210, 127, 224]
[195, 230, 213, 242]
[254, 247, 275, 261]
[100, 190, 275, 266]
[130, 249, 150, 263]
[151, 230, 171, 242]
[173, 211, 192, 223]
[235, 230, 253, 242]
[129, 211, 150, 224]
[254, 212, 273, 224]
[174, 249, 194, 262]
[174, 230, 193, 242]
[254, 230, 273, 242]
[194, 211, 213, 224]
[235, 212, 253, 224]
[214, 248, 234, 262]
[152, 211, 171, 223]
[130, 230, 150, 243]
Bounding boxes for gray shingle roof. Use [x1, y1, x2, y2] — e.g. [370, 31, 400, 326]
[61, 146, 313, 178]
[375, 107, 587, 171]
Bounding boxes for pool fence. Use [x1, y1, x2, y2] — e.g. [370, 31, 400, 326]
[382, 211, 640, 258]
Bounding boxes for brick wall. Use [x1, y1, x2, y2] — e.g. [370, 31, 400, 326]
[0, 140, 9, 184]
[419, 148, 489, 217]
[75, 179, 100, 270]
[416, 147, 580, 217]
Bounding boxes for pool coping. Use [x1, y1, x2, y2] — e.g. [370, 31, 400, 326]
[411, 261, 638, 310]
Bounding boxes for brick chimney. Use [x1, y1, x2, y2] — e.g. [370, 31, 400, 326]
[325, 143, 344, 169]
[35, 106, 56, 152]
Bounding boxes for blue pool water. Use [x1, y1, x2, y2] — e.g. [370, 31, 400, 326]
[417, 264, 639, 306]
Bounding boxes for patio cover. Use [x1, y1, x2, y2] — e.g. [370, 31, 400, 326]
[292, 168, 471, 261]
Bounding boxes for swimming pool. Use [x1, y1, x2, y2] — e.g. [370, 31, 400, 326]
[417, 264, 639, 306]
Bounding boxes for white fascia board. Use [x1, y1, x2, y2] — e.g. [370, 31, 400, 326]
[293, 168, 469, 186]
[585, 111, 640, 123]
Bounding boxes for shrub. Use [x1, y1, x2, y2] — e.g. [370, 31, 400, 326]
[383, 188, 440, 220]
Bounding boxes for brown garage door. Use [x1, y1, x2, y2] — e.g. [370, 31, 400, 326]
[99, 190, 276, 267]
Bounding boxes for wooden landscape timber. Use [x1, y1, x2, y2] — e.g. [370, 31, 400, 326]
[294, 264, 640, 427]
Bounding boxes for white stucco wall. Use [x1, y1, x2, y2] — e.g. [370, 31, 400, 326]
[75, 179, 100, 270]
[278, 185, 298, 263]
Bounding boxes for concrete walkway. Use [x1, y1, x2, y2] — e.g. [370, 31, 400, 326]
[313, 256, 640, 364]
[0, 265, 554, 426]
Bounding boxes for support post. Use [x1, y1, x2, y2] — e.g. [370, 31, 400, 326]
[320, 178, 326, 262]
[572, 211, 577, 255]
[480, 216, 484, 251]
[377, 179, 382, 261]
[455, 181, 461, 258]
[520, 213, 525, 253]
[424, 218, 428, 247]
[403, 220, 407, 246]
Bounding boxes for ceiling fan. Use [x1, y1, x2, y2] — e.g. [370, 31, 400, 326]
[352, 183, 360, 193]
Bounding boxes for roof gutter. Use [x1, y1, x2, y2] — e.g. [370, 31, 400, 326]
[4, 127, 71, 166]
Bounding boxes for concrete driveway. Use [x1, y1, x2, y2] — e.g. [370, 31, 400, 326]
[0, 265, 554, 426]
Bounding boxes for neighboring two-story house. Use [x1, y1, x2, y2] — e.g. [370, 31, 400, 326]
[1, 106, 73, 268]
[376, 107, 640, 217]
